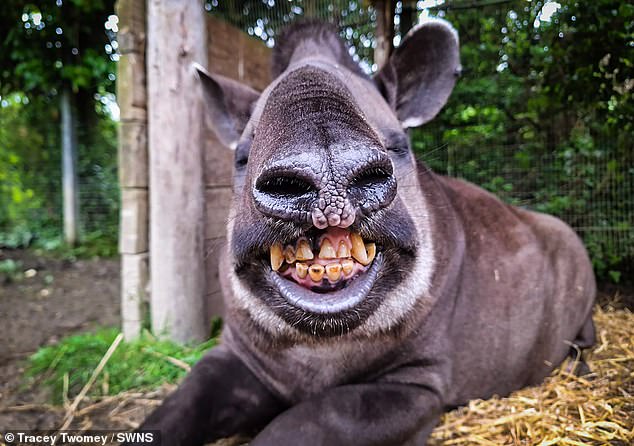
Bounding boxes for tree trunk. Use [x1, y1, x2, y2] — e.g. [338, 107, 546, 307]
[60, 87, 79, 246]
[374, 0, 395, 70]
[147, 0, 208, 342]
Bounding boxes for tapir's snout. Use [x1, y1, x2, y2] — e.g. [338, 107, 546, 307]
[248, 64, 399, 232]
[249, 146, 399, 317]
[252, 148, 396, 229]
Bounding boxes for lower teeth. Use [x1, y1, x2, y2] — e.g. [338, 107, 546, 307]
[308, 264, 324, 282]
[280, 258, 364, 285]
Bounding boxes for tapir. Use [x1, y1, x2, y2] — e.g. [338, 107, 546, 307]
[132, 20, 596, 445]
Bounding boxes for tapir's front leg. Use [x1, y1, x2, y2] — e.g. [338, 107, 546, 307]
[251, 383, 442, 446]
[132, 345, 284, 446]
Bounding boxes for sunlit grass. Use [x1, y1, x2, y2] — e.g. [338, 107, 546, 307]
[27, 328, 217, 404]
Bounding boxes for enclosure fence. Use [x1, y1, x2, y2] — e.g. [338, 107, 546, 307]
[0, 119, 119, 250]
[205, 0, 634, 279]
[1, 0, 631, 280]
[415, 131, 634, 278]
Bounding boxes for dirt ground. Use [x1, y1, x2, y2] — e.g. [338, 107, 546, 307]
[0, 249, 120, 430]
[0, 249, 631, 443]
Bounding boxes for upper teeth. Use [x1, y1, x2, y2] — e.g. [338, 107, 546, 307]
[269, 232, 377, 279]
[284, 245, 296, 263]
[350, 233, 368, 265]
[364, 243, 376, 266]
[318, 239, 337, 259]
[336, 241, 350, 258]
[270, 243, 284, 271]
[296, 240, 314, 261]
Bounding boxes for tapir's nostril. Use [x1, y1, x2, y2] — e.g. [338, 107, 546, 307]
[350, 165, 393, 189]
[256, 175, 315, 198]
[348, 163, 397, 214]
[253, 171, 318, 222]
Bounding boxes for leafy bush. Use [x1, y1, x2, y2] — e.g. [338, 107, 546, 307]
[0, 258, 23, 283]
[410, 0, 633, 284]
[0, 95, 119, 256]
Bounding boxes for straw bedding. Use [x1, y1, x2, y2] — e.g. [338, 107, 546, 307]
[2, 305, 631, 445]
[429, 304, 633, 445]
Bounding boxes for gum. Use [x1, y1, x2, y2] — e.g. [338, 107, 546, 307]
[315, 227, 352, 251]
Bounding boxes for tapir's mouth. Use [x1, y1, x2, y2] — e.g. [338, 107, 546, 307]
[232, 210, 417, 335]
[267, 227, 382, 314]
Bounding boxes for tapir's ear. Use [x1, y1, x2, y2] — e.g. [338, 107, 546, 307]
[374, 19, 461, 129]
[194, 63, 260, 149]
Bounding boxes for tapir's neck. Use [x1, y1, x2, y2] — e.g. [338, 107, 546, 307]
[417, 164, 467, 303]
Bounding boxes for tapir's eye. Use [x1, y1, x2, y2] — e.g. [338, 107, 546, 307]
[383, 131, 410, 157]
[236, 155, 248, 168]
[387, 145, 408, 156]
[235, 141, 250, 168]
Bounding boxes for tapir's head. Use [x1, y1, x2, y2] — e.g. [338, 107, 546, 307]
[199, 20, 460, 339]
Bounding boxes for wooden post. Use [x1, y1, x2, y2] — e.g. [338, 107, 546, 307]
[117, 0, 149, 340]
[373, 0, 395, 70]
[147, 0, 208, 342]
[61, 87, 79, 246]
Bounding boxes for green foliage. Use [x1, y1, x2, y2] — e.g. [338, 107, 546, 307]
[28, 328, 217, 404]
[0, 0, 118, 255]
[0, 95, 119, 255]
[0, 0, 116, 97]
[0, 97, 48, 222]
[30, 230, 119, 260]
[414, 0, 633, 283]
[0, 258, 23, 283]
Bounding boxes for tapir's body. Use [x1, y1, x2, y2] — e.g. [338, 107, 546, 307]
[131, 20, 595, 446]
[221, 172, 595, 409]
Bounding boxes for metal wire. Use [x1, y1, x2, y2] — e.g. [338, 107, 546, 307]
[206, 1, 634, 276]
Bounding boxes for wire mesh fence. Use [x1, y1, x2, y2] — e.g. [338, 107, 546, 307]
[1, 1, 631, 280]
[0, 172, 119, 246]
[206, 0, 380, 70]
[414, 129, 634, 278]
[0, 116, 119, 251]
[205, 1, 633, 279]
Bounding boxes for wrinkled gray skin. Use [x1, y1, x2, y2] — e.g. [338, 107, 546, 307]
[131, 20, 595, 446]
